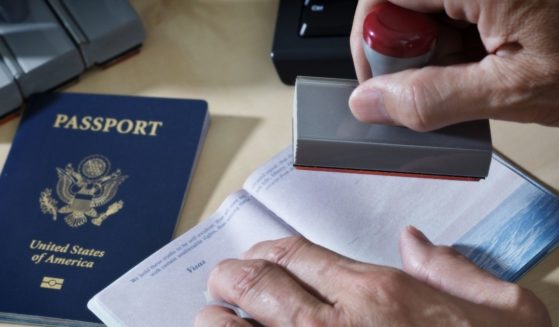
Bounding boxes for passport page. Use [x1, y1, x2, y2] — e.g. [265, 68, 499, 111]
[244, 148, 559, 280]
[88, 191, 296, 326]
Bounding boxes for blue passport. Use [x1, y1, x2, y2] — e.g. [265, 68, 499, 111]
[0, 93, 209, 326]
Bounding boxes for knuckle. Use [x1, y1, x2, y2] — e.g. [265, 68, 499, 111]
[232, 260, 274, 300]
[211, 259, 276, 305]
[262, 236, 308, 267]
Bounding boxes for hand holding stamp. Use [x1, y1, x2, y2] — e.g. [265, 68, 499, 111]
[362, 2, 437, 76]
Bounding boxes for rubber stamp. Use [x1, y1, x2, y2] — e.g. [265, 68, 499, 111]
[293, 3, 492, 180]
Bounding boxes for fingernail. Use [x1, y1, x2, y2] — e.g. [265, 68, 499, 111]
[349, 87, 392, 123]
[406, 226, 432, 245]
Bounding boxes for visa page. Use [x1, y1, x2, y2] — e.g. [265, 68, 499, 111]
[243, 149, 525, 268]
[88, 191, 296, 327]
[89, 148, 559, 326]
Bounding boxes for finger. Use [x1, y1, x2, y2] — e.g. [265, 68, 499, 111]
[350, 0, 482, 83]
[208, 258, 334, 326]
[242, 236, 368, 303]
[387, 0, 479, 23]
[350, 0, 383, 82]
[194, 305, 251, 327]
[348, 57, 513, 131]
[399, 226, 523, 309]
[383, 1, 526, 55]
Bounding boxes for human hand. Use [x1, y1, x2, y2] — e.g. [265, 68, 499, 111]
[349, 0, 559, 131]
[195, 227, 550, 326]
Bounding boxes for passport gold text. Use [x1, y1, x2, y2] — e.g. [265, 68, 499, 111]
[53, 114, 163, 136]
[30, 239, 106, 269]
[30, 240, 105, 257]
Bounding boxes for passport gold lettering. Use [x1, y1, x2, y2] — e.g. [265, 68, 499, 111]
[102, 118, 118, 132]
[29, 240, 105, 257]
[70, 245, 105, 257]
[79, 116, 92, 130]
[29, 240, 106, 269]
[30, 240, 70, 253]
[32, 253, 48, 264]
[53, 114, 163, 136]
[44, 255, 95, 268]
[134, 120, 148, 135]
[92, 117, 104, 131]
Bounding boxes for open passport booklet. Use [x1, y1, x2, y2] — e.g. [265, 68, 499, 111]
[89, 148, 559, 326]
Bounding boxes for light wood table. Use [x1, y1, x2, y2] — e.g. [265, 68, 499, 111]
[0, 0, 557, 325]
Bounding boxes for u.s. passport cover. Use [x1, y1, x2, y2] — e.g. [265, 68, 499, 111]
[0, 93, 209, 326]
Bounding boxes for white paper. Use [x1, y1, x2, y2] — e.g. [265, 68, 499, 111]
[244, 149, 524, 267]
[89, 191, 296, 326]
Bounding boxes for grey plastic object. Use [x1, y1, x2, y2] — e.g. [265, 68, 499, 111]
[363, 39, 434, 77]
[293, 76, 493, 179]
[48, 0, 145, 67]
[0, 0, 84, 97]
[0, 1, 29, 23]
[0, 60, 22, 116]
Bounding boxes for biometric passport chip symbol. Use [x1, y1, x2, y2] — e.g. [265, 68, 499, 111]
[40, 277, 64, 290]
[39, 155, 127, 227]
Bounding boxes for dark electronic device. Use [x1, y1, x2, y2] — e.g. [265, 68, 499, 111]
[271, 0, 358, 85]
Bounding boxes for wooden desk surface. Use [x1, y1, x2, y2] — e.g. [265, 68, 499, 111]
[0, 0, 557, 325]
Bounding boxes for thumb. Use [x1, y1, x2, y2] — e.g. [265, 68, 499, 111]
[348, 58, 508, 131]
[399, 226, 521, 309]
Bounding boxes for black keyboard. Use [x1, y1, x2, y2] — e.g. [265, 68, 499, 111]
[299, 0, 357, 37]
[271, 0, 358, 85]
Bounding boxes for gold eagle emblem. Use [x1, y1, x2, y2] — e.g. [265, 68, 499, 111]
[39, 155, 127, 227]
